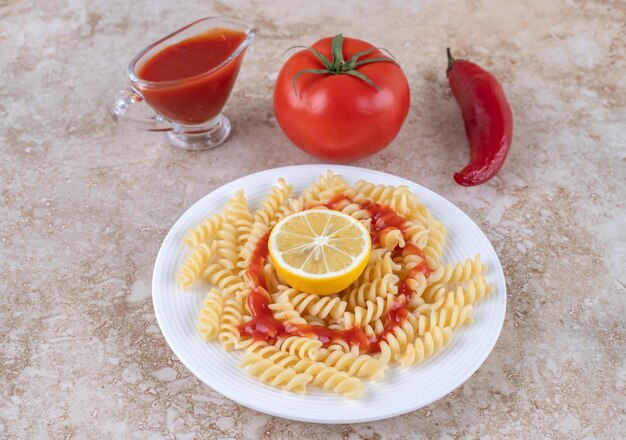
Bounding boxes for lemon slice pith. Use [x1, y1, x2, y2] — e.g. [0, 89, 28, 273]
[268, 209, 371, 296]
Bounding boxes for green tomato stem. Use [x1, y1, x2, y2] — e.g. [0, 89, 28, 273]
[290, 34, 399, 97]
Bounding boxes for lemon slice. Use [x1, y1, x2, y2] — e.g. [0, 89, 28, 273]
[268, 209, 371, 295]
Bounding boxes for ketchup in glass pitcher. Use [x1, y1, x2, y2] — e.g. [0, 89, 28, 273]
[112, 18, 255, 150]
[136, 28, 247, 124]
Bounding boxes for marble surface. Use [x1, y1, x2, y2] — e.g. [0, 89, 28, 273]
[1, 0, 625, 438]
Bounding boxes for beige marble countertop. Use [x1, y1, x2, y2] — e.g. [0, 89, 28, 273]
[1, 0, 625, 438]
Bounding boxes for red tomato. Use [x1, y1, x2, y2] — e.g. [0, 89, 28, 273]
[273, 35, 410, 163]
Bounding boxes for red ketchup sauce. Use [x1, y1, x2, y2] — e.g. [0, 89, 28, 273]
[239, 194, 433, 354]
[136, 28, 247, 124]
[396, 242, 432, 300]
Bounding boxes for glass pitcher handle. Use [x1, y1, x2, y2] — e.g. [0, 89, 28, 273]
[111, 89, 172, 132]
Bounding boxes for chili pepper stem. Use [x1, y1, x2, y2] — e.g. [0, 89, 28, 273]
[446, 48, 456, 74]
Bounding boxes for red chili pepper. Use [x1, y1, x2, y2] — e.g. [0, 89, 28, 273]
[447, 48, 513, 186]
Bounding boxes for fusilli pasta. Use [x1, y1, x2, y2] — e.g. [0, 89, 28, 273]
[175, 173, 494, 398]
[198, 288, 224, 341]
[275, 286, 347, 320]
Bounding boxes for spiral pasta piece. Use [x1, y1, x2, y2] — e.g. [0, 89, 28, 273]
[238, 220, 270, 273]
[423, 219, 446, 269]
[316, 349, 388, 380]
[342, 295, 395, 328]
[198, 288, 225, 341]
[352, 181, 398, 205]
[405, 203, 432, 230]
[276, 287, 347, 320]
[336, 200, 368, 217]
[243, 344, 363, 397]
[352, 182, 427, 221]
[263, 263, 280, 293]
[244, 341, 299, 368]
[438, 305, 474, 329]
[225, 191, 253, 248]
[459, 275, 493, 306]
[326, 340, 352, 352]
[368, 247, 393, 264]
[396, 326, 453, 367]
[403, 273, 428, 299]
[303, 170, 353, 203]
[302, 315, 328, 326]
[184, 212, 224, 248]
[389, 188, 425, 217]
[202, 260, 243, 296]
[213, 222, 240, 265]
[388, 186, 415, 212]
[268, 301, 308, 325]
[344, 273, 399, 310]
[423, 286, 448, 312]
[178, 241, 218, 289]
[426, 276, 492, 308]
[275, 336, 323, 360]
[401, 253, 429, 274]
[378, 227, 405, 250]
[427, 254, 483, 285]
[362, 319, 385, 339]
[275, 197, 305, 222]
[377, 313, 419, 364]
[353, 252, 401, 288]
[240, 354, 313, 393]
[422, 283, 447, 304]
[218, 290, 247, 351]
[441, 287, 463, 310]
[291, 359, 364, 398]
[253, 178, 292, 226]
[415, 304, 473, 335]
[403, 221, 429, 249]
[407, 295, 427, 315]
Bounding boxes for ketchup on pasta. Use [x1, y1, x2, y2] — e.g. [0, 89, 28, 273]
[238, 194, 433, 354]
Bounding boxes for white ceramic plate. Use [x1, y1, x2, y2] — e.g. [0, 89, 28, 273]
[152, 164, 506, 424]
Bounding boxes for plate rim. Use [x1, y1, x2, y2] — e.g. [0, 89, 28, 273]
[152, 164, 507, 424]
